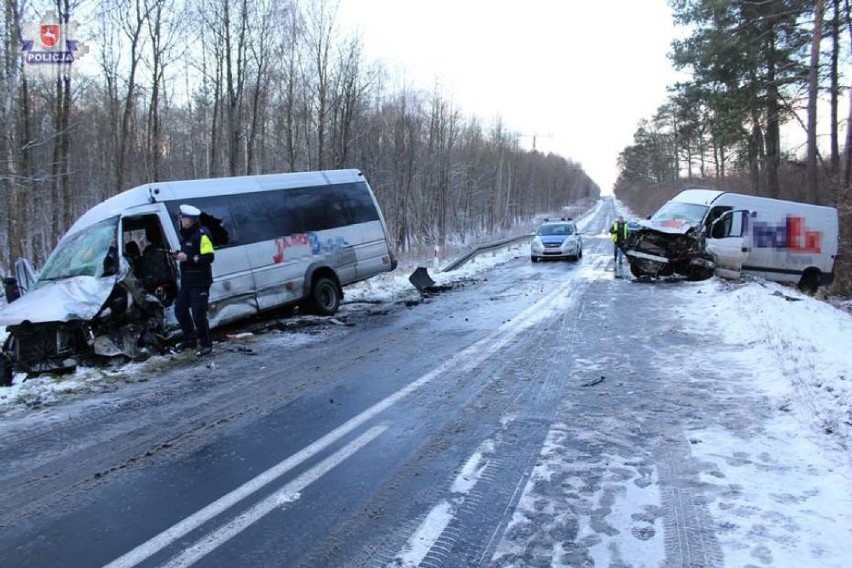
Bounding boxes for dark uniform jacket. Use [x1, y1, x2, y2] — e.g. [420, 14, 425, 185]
[178, 223, 215, 287]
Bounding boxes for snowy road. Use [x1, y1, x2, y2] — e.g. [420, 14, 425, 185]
[1, 200, 850, 567]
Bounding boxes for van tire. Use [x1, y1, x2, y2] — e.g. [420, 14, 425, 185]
[305, 277, 341, 316]
[798, 268, 821, 293]
[629, 261, 647, 279]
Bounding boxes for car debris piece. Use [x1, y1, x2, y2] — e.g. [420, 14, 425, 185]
[770, 290, 803, 302]
[581, 376, 606, 387]
[408, 266, 436, 292]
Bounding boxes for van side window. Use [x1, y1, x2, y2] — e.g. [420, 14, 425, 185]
[166, 196, 238, 248]
[168, 182, 380, 247]
[229, 191, 295, 244]
[227, 182, 380, 243]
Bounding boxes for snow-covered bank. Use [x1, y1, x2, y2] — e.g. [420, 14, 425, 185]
[675, 278, 852, 449]
[671, 278, 852, 566]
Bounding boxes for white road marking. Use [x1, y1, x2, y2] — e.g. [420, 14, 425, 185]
[393, 501, 455, 567]
[393, 430, 509, 567]
[105, 276, 583, 568]
[160, 424, 388, 568]
[450, 439, 495, 495]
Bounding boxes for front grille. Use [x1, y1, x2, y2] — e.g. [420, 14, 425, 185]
[10, 323, 81, 369]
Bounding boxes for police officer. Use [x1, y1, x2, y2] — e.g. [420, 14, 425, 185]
[610, 215, 629, 266]
[174, 204, 215, 356]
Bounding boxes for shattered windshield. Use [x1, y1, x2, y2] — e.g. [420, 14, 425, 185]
[537, 224, 574, 236]
[37, 217, 120, 284]
[651, 202, 708, 225]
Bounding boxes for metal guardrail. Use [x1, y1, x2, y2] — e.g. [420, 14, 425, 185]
[440, 233, 533, 272]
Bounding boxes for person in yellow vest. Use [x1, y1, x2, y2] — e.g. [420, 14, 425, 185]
[173, 204, 216, 357]
[609, 215, 628, 266]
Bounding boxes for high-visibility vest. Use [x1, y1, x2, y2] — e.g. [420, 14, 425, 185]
[610, 221, 627, 242]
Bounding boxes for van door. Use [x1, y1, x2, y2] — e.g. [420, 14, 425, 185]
[705, 210, 750, 279]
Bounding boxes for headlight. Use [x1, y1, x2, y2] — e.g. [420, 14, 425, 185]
[531, 238, 544, 252]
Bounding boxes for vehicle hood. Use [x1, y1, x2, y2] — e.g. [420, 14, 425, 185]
[0, 275, 117, 326]
[635, 219, 698, 235]
[539, 235, 569, 244]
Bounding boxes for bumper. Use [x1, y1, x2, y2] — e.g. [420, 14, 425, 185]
[532, 250, 579, 260]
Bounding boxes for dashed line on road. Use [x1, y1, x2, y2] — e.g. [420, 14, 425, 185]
[160, 424, 388, 568]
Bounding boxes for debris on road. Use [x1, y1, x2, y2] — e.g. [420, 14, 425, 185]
[408, 266, 453, 295]
[770, 290, 803, 302]
[581, 376, 606, 387]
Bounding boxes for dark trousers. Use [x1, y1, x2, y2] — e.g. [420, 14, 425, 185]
[614, 243, 625, 264]
[175, 283, 211, 348]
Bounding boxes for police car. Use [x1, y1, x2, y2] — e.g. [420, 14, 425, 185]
[530, 219, 583, 262]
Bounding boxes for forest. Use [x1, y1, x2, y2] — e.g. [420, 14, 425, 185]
[615, 0, 852, 294]
[0, 0, 599, 274]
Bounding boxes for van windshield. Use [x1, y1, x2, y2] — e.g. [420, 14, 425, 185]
[651, 202, 708, 224]
[37, 217, 120, 284]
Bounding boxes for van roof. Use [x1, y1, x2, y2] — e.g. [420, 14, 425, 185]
[670, 188, 725, 206]
[671, 188, 838, 214]
[67, 169, 365, 238]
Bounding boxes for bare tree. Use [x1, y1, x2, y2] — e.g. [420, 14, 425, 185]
[304, 0, 337, 169]
[1, 0, 27, 266]
[145, 0, 184, 181]
[115, 0, 151, 191]
[806, 0, 824, 201]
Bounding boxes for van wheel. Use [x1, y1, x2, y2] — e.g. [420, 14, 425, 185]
[686, 266, 713, 281]
[306, 277, 340, 316]
[798, 269, 821, 293]
[629, 261, 647, 279]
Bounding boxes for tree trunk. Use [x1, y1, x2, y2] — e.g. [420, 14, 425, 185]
[806, 0, 824, 202]
[765, 32, 781, 198]
[830, 0, 840, 180]
[844, 0, 852, 198]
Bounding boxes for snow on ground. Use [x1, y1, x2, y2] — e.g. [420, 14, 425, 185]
[670, 277, 852, 565]
[675, 277, 852, 448]
[492, 270, 852, 567]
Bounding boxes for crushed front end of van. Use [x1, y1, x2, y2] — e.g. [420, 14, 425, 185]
[0, 219, 168, 380]
[623, 219, 714, 281]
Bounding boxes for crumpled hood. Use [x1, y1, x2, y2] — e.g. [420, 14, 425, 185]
[540, 235, 569, 244]
[636, 219, 697, 235]
[0, 276, 117, 326]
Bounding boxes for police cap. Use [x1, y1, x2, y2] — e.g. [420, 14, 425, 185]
[179, 204, 201, 218]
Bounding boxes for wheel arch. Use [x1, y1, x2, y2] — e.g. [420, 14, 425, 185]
[302, 263, 342, 300]
[798, 266, 822, 293]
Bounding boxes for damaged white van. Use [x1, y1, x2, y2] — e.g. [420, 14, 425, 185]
[0, 169, 396, 379]
[625, 189, 838, 289]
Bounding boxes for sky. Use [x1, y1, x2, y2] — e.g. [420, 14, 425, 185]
[335, 0, 681, 194]
[3, 199, 851, 564]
